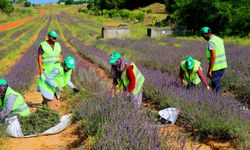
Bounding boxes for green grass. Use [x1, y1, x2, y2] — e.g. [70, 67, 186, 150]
[223, 36, 250, 46]
[130, 23, 148, 38]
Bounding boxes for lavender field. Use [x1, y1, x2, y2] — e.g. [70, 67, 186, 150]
[56, 12, 250, 149]
[0, 8, 249, 149]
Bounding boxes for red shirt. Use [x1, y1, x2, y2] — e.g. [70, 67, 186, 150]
[126, 65, 136, 92]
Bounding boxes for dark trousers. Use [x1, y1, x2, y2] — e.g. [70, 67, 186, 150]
[211, 69, 225, 94]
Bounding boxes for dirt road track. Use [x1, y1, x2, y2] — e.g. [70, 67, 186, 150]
[0, 10, 46, 32]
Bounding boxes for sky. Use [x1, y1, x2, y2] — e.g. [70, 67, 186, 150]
[28, 0, 58, 4]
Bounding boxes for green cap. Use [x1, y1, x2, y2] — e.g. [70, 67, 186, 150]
[47, 30, 58, 38]
[64, 56, 76, 69]
[110, 52, 121, 64]
[200, 27, 211, 34]
[185, 56, 194, 70]
[0, 79, 7, 85]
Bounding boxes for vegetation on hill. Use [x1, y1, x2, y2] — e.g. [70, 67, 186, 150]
[87, 0, 250, 37]
[164, 0, 250, 37]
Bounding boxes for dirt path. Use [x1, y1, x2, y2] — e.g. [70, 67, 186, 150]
[0, 10, 46, 32]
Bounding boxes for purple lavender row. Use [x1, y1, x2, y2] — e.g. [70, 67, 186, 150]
[60, 12, 102, 28]
[63, 28, 110, 63]
[96, 37, 206, 70]
[57, 13, 99, 36]
[4, 17, 52, 91]
[59, 39, 92, 71]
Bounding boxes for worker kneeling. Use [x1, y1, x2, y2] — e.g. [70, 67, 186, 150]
[110, 52, 145, 109]
[37, 56, 79, 110]
[0, 79, 30, 120]
[179, 56, 210, 90]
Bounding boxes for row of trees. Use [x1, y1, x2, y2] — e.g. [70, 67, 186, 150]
[88, 0, 249, 37]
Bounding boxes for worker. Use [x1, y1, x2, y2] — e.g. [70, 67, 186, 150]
[0, 79, 30, 120]
[201, 27, 227, 93]
[37, 56, 79, 110]
[110, 52, 145, 109]
[38, 30, 63, 75]
[179, 56, 210, 89]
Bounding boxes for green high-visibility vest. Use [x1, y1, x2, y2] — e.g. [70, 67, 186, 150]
[38, 63, 72, 95]
[117, 63, 145, 95]
[0, 87, 30, 117]
[40, 41, 61, 70]
[206, 35, 227, 71]
[181, 60, 201, 85]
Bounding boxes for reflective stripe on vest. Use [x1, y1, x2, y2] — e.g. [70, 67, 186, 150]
[13, 102, 29, 113]
[118, 63, 145, 95]
[40, 41, 61, 68]
[181, 60, 201, 85]
[38, 63, 72, 97]
[42, 56, 60, 64]
[2, 87, 30, 117]
[206, 35, 227, 71]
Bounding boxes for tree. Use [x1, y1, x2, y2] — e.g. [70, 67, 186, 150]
[65, 0, 74, 5]
[164, 0, 250, 36]
[24, 1, 31, 7]
[0, 0, 14, 15]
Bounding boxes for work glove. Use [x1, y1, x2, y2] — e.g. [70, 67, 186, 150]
[73, 88, 80, 93]
[55, 86, 62, 92]
[55, 92, 60, 100]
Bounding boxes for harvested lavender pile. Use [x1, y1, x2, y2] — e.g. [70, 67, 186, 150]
[20, 106, 60, 135]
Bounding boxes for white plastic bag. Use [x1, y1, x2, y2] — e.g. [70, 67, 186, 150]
[5, 114, 71, 138]
[5, 116, 24, 137]
[159, 108, 180, 125]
